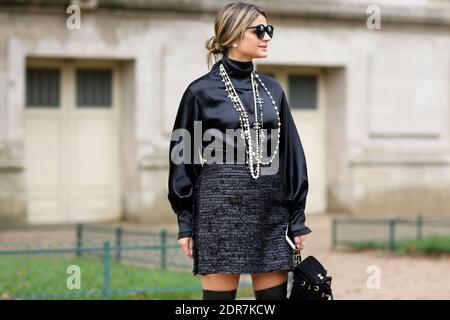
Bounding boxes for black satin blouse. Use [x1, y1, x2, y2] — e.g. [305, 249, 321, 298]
[168, 55, 312, 240]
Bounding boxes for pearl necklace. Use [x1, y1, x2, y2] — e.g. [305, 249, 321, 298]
[219, 63, 281, 179]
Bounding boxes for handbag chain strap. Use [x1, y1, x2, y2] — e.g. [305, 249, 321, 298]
[293, 248, 302, 266]
[286, 224, 303, 266]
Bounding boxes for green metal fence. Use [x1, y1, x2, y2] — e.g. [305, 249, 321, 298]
[0, 240, 203, 299]
[332, 215, 450, 250]
[0, 224, 255, 299]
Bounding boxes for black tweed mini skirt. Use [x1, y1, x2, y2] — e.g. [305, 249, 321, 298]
[191, 163, 295, 276]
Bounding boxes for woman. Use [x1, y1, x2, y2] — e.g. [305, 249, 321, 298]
[168, 2, 311, 300]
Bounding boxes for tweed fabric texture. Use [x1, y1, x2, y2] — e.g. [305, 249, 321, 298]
[191, 163, 295, 276]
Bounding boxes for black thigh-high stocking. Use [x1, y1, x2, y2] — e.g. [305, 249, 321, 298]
[254, 280, 288, 300]
[202, 288, 238, 300]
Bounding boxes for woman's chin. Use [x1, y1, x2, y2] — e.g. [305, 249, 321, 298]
[255, 51, 269, 58]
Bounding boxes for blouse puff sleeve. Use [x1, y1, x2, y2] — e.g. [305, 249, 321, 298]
[280, 90, 313, 237]
[167, 87, 199, 240]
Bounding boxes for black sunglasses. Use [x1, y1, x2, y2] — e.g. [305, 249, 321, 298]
[245, 24, 274, 39]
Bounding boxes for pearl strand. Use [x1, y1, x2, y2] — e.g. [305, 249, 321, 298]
[219, 64, 281, 179]
[253, 72, 281, 165]
[220, 65, 260, 178]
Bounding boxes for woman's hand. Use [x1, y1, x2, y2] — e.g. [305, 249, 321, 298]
[178, 236, 194, 259]
[294, 235, 307, 251]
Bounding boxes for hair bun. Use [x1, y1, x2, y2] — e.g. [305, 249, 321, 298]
[213, 42, 223, 52]
[207, 35, 223, 54]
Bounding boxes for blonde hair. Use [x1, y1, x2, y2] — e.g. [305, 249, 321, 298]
[205, 2, 266, 68]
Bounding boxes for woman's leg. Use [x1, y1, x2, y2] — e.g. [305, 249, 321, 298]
[200, 273, 241, 300]
[251, 271, 288, 300]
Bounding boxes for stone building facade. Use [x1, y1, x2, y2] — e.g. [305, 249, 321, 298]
[0, 0, 449, 225]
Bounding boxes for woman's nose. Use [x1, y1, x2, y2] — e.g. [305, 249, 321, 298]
[263, 32, 271, 41]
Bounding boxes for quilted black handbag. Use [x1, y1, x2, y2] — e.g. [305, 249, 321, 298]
[285, 227, 334, 300]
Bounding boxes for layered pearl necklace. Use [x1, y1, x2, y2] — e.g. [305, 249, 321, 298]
[219, 63, 281, 179]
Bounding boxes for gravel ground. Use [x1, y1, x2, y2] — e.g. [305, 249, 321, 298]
[302, 214, 450, 300]
[1, 214, 449, 300]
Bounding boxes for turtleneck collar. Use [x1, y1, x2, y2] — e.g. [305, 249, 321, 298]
[220, 55, 254, 78]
